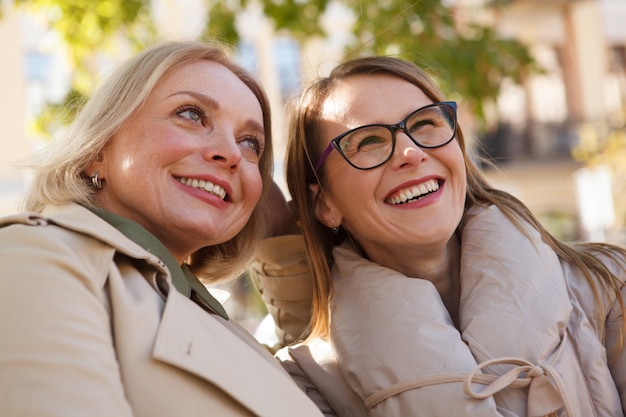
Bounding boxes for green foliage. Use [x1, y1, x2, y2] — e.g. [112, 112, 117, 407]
[571, 114, 626, 178]
[571, 111, 626, 228]
[12, 0, 537, 136]
[254, 0, 537, 127]
[17, 0, 155, 94]
[261, 0, 329, 39]
[203, 0, 240, 44]
[29, 87, 86, 137]
[15, 0, 156, 137]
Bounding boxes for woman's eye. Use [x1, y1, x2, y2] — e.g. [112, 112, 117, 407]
[357, 135, 386, 150]
[176, 105, 205, 124]
[239, 136, 264, 160]
[408, 117, 438, 133]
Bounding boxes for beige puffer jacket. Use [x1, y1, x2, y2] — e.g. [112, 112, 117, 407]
[253, 205, 626, 416]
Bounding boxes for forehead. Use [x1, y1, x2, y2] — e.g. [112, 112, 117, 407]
[320, 74, 432, 127]
[152, 60, 263, 119]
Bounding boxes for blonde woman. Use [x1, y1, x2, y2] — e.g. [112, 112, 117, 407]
[0, 41, 323, 417]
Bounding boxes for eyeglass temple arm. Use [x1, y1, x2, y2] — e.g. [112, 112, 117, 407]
[314, 142, 336, 173]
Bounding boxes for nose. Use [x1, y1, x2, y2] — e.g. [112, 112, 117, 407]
[203, 129, 242, 170]
[390, 130, 428, 169]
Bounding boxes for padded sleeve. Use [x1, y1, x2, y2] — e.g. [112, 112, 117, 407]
[251, 234, 313, 347]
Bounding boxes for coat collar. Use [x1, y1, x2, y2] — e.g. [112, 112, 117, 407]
[42, 204, 228, 319]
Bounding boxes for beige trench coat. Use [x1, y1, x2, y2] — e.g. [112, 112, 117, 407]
[0, 204, 323, 417]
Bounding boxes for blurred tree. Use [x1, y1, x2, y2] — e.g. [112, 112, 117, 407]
[265, 0, 535, 122]
[12, 0, 537, 135]
[15, 0, 156, 135]
[17, 0, 154, 90]
[203, 0, 536, 126]
[572, 111, 626, 230]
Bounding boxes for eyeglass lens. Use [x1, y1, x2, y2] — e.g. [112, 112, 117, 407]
[337, 103, 455, 169]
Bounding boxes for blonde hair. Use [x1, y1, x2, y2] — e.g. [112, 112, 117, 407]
[24, 40, 274, 282]
[286, 56, 625, 352]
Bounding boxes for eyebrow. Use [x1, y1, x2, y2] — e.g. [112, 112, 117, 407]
[243, 119, 266, 138]
[168, 90, 220, 109]
[169, 90, 265, 137]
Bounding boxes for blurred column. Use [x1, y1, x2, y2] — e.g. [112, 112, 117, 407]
[0, 1, 30, 214]
[574, 165, 615, 241]
[236, 3, 286, 191]
[151, 0, 208, 39]
[562, 0, 609, 122]
[300, 1, 356, 82]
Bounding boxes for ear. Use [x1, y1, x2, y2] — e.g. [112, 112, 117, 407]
[84, 152, 106, 179]
[309, 183, 342, 229]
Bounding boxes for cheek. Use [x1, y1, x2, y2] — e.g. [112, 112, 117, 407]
[326, 169, 375, 214]
[437, 142, 466, 198]
[447, 142, 466, 178]
[450, 146, 467, 208]
[244, 167, 264, 206]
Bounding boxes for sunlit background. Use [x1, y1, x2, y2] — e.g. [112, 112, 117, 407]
[2, 0, 625, 332]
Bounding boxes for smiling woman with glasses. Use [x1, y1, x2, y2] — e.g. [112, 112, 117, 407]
[252, 55, 626, 416]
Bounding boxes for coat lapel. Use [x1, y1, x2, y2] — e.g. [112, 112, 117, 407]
[152, 288, 321, 417]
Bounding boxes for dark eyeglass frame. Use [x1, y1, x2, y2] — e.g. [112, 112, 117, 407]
[314, 101, 458, 173]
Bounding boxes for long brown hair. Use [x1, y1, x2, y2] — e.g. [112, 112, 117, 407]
[286, 56, 625, 354]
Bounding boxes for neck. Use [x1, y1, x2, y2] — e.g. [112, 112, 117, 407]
[436, 236, 461, 326]
[371, 233, 462, 326]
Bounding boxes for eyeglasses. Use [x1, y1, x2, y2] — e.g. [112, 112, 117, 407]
[314, 101, 457, 172]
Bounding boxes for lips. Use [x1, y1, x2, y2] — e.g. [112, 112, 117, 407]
[175, 176, 227, 200]
[386, 179, 440, 205]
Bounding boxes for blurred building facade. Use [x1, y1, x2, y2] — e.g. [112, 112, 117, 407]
[457, 0, 626, 242]
[0, 3, 30, 214]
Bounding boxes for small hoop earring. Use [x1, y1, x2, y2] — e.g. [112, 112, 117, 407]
[330, 220, 339, 234]
[91, 171, 103, 189]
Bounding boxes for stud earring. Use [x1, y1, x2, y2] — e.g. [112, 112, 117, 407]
[91, 171, 103, 189]
[331, 220, 339, 234]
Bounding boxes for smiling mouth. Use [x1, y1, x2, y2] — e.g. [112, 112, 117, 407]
[176, 176, 227, 201]
[387, 179, 440, 205]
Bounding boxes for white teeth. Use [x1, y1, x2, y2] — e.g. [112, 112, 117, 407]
[176, 177, 227, 200]
[389, 179, 439, 204]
